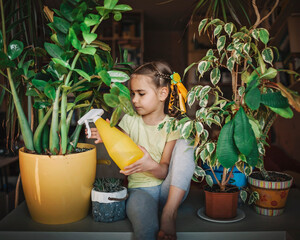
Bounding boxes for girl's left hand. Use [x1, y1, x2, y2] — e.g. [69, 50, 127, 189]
[120, 145, 156, 175]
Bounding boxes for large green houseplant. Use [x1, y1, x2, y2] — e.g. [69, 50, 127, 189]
[0, 0, 134, 224]
[168, 0, 299, 219]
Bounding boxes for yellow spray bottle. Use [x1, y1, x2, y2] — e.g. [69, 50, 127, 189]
[78, 109, 144, 170]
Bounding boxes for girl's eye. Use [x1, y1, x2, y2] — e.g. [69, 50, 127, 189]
[139, 93, 145, 96]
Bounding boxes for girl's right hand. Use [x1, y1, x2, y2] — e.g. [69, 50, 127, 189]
[85, 128, 103, 144]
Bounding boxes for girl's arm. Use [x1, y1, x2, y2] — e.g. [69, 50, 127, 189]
[120, 140, 177, 179]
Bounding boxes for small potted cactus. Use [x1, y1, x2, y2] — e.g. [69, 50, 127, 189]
[91, 178, 128, 222]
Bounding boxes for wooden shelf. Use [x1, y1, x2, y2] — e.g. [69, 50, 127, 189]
[98, 11, 144, 67]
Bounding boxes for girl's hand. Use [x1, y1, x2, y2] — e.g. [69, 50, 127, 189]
[85, 128, 102, 144]
[120, 145, 157, 175]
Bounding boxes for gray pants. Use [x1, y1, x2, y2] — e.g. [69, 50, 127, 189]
[126, 139, 195, 240]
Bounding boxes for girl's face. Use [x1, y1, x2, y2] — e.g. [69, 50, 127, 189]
[130, 74, 167, 116]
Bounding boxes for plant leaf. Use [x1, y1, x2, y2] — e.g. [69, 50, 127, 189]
[69, 28, 81, 50]
[112, 82, 130, 100]
[198, 61, 210, 76]
[110, 107, 122, 127]
[226, 56, 235, 72]
[214, 25, 222, 37]
[216, 120, 239, 168]
[260, 67, 277, 80]
[245, 87, 261, 110]
[108, 70, 130, 82]
[103, 93, 120, 108]
[217, 35, 226, 53]
[224, 22, 234, 37]
[233, 107, 257, 156]
[7, 40, 23, 60]
[79, 47, 96, 55]
[269, 106, 293, 119]
[44, 42, 64, 59]
[74, 69, 91, 81]
[98, 70, 111, 86]
[262, 47, 274, 65]
[261, 91, 289, 108]
[246, 142, 259, 167]
[180, 121, 193, 139]
[259, 28, 269, 45]
[44, 84, 56, 100]
[83, 32, 97, 44]
[198, 18, 208, 35]
[210, 67, 221, 86]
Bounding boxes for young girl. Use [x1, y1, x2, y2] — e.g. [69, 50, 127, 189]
[87, 61, 195, 240]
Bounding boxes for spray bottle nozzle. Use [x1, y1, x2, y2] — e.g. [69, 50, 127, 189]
[77, 109, 104, 138]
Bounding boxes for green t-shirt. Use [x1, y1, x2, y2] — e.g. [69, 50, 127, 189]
[119, 114, 180, 188]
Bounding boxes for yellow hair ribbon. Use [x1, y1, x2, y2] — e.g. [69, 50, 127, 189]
[170, 72, 188, 113]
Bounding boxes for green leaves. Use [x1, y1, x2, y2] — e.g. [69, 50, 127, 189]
[269, 106, 293, 119]
[180, 121, 194, 139]
[198, 18, 208, 35]
[216, 120, 239, 168]
[261, 91, 289, 108]
[68, 28, 81, 50]
[245, 87, 261, 110]
[217, 35, 226, 53]
[7, 40, 23, 60]
[98, 70, 111, 86]
[103, 93, 120, 107]
[198, 61, 210, 76]
[262, 48, 274, 65]
[44, 42, 64, 60]
[83, 32, 97, 44]
[260, 67, 277, 80]
[210, 68, 221, 85]
[226, 56, 235, 72]
[79, 47, 96, 55]
[259, 28, 269, 45]
[224, 22, 234, 37]
[214, 25, 222, 37]
[108, 70, 130, 82]
[233, 108, 257, 157]
[84, 14, 100, 27]
[53, 16, 71, 34]
[74, 69, 91, 81]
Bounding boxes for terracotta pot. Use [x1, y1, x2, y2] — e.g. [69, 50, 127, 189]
[19, 143, 96, 224]
[204, 186, 239, 219]
[248, 171, 293, 216]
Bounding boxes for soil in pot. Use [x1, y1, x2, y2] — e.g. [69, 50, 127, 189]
[204, 185, 240, 220]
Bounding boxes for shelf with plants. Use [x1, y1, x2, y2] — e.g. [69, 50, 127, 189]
[98, 10, 143, 67]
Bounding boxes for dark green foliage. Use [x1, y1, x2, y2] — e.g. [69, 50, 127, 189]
[93, 178, 124, 193]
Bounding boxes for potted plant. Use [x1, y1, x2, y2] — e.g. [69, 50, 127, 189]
[91, 177, 128, 223]
[169, 0, 300, 219]
[0, 0, 133, 224]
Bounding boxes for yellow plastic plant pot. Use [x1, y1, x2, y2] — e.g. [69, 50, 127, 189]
[19, 143, 96, 224]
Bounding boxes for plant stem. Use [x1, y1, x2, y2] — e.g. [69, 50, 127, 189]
[34, 107, 53, 153]
[220, 168, 227, 191]
[61, 17, 105, 153]
[50, 86, 61, 154]
[1, 0, 34, 151]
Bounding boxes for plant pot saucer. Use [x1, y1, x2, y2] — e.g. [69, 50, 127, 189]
[197, 207, 245, 223]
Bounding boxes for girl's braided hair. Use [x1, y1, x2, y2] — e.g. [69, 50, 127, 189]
[132, 61, 180, 117]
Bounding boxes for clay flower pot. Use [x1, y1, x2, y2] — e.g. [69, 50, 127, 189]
[204, 185, 240, 219]
[248, 171, 293, 216]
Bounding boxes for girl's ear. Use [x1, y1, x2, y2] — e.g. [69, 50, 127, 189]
[159, 86, 169, 101]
